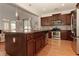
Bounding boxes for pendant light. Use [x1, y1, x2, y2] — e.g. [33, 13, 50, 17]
[16, 7, 19, 20]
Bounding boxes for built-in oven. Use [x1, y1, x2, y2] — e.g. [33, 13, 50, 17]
[51, 28, 61, 39]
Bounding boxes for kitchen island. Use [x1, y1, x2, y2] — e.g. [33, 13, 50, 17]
[5, 30, 48, 56]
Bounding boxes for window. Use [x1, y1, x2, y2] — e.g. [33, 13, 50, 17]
[10, 21, 16, 32]
[24, 20, 31, 32]
[3, 22, 9, 32]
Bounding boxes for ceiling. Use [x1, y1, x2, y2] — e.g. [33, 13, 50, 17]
[16, 3, 76, 16]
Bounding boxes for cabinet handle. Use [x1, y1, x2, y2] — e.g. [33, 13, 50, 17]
[13, 37, 16, 43]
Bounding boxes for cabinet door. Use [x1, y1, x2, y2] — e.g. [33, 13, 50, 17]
[14, 34, 26, 56]
[41, 16, 52, 26]
[61, 14, 67, 25]
[61, 31, 67, 40]
[5, 33, 26, 56]
[66, 14, 71, 25]
[52, 13, 61, 20]
[5, 33, 15, 55]
[35, 39, 41, 53]
[61, 14, 71, 25]
[27, 39, 35, 56]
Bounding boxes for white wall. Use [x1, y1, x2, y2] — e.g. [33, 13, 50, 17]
[31, 15, 41, 30]
[41, 9, 75, 17]
[0, 4, 41, 31]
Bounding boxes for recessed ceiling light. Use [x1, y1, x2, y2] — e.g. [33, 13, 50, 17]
[62, 3, 65, 6]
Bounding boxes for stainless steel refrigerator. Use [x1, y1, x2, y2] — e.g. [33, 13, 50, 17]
[71, 9, 79, 54]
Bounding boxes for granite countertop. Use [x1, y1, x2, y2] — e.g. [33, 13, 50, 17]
[5, 29, 51, 34]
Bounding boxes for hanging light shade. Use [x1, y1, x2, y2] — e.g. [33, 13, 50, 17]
[16, 7, 20, 20]
[16, 11, 18, 17]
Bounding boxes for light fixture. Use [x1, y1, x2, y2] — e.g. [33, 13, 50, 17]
[16, 11, 18, 17]
[15, 7, 20, 20]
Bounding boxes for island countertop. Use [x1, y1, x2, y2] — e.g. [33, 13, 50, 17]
[5, 29, 50, 34]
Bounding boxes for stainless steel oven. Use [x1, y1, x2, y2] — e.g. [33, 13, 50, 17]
[52, 28, 61, 39]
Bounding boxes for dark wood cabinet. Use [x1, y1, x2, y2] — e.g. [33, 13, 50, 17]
[61, 30, 73, 41]
[35, 39, 41, 53]
[61, 30, 67, 40]
[41, 16, 52, 26]
[41, 13, 71, 26]
[52, 13, 61, 20]
[5, 31, 48, 56]
[27, 39, 35, 56]
[5, 33, 26, 56]
[41, 13, 62, 26]
[48, 31, 52, 38]
[66, 14, 71, 25]
[61, 13, 71, 25]
[61, 14, 67, 25]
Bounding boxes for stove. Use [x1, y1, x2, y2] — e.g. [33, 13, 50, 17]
[51, 28, 61, 39]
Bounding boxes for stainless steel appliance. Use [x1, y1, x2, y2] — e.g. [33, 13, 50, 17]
[71, 9, 79, 54]
[52, 28, 61, 39]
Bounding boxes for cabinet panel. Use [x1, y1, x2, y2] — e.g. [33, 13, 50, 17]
[52, 13, 61, 20]
[61, 30, 73, 41]
[35, 39, 41, 53]
[27, 39, 35, 56]
[5, 34, 15, 55]
[61, 14, 71, 25]
[61, 14, 67, 25]
[5, 33, 26, 56]
[41, 16, 52, 26]
[14, 34, 26, 56]
[66, 14, 71, 25]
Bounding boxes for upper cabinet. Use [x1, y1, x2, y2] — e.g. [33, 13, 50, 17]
[61, 14, 67, 25]
[41, 16, 52, 26]
[52, 13, 61, 20]
[41, 13, 71, 26]
[61, 13, 71, 25]
[66, 13, 71, 25]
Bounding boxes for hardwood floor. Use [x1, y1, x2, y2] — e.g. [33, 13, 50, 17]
[0, 39, 78, 56]
[36, 39, 77, 56]
[0, 43, 6, 56]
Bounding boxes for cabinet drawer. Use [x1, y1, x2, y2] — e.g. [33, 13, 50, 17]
[26, 34, 34, 40]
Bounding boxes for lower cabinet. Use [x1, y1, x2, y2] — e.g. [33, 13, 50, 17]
[5, 31, 47, 56]
[5, 33, 26, 56]
[61, 30, 73, 41]
[35, 39, 41, 53]
[27, 39, 35, 56]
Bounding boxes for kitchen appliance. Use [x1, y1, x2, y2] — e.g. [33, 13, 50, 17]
[52, 27, 61, 39]
[71, 9, 79, 54]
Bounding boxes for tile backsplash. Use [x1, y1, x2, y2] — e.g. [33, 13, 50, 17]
[41, 25, 71, 30]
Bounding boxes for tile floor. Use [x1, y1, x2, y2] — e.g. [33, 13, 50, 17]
[0, 39, 78, 56]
